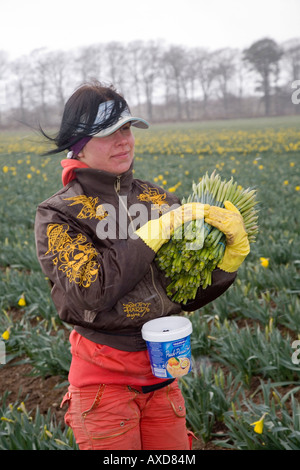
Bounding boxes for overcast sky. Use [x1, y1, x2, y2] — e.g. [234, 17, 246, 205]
[1, 0, 299, 59]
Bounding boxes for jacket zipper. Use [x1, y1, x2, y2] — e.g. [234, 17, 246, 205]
[114, 175, 121, 194]
[150, 264, 165, 316]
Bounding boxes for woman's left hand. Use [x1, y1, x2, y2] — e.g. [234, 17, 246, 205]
[204, 201, 250, 272]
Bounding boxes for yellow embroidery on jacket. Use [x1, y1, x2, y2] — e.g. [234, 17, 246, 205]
[64, 195, 108, 221]
[45, 223, 100, 287]
[123, 301, 151, 319]
[137, 184, 170, 213]
[96, 204, 109, 220]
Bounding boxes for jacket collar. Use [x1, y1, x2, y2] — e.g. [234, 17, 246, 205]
[74, 164, 134, 198]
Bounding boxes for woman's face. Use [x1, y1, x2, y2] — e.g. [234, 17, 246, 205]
[78, 123, 135, 174]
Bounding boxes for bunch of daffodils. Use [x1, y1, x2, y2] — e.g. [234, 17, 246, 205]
[156, 171, 259, 304]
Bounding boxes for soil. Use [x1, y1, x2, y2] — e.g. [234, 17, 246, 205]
[0, 360, 67, 424]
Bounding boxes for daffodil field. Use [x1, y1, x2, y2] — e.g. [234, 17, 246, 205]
[1, 116, 300, 450]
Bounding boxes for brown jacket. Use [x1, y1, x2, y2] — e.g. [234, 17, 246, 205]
[35, 165, 236, 351]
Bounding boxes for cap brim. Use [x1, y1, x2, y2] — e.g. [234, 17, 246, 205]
[93, 116, 149, 137]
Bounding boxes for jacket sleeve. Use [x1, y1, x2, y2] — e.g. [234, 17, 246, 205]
[35, 204, 156, 312]
[180, 268, 237, 312]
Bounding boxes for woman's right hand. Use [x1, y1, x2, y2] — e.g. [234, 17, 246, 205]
[135, 203, 209, 253]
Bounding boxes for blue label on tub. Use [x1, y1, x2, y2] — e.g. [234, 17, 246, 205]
[146, 336, 192, 378]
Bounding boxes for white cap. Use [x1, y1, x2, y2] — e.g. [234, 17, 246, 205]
[91, 100, 149, 137]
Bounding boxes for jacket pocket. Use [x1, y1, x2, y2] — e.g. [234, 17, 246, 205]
[166, 382, 186, 418]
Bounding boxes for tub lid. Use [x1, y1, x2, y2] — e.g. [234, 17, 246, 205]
[141, 316, 192, 342]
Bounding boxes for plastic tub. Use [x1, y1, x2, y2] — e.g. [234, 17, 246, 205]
[141, 316, 193, 379]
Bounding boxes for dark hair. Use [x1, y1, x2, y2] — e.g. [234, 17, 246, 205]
[41, 81, 128, 155]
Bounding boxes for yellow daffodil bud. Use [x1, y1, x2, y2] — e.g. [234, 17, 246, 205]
[18, 294, 26, 307]
[1, 330, 9, 340]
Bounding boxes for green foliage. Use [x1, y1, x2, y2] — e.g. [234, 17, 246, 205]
[216, 381, 300, 450]
[0, 394, 77, 450]
[0, 118, 300, 449]
[180, 363, 243, 442]
[209, 319, 300, 384]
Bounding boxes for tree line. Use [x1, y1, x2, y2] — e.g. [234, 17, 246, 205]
[0, 36, 299, 128]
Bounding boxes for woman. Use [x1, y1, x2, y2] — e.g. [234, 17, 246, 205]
[35, 81, 250, 450]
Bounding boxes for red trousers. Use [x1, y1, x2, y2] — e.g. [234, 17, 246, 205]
[61, 381, 193, 450]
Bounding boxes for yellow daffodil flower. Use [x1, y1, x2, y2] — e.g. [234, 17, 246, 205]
[1, 330, 9, 340]
[260, 257, 269, 268]
[251, 413, 267, 434]
[1, 417, 15, 423]
[168, 182, 181, 193]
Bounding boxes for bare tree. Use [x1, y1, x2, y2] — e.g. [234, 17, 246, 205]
[213, 48, 237, 117]
[233, 50, 255, 117]
[194, 48, 217, 118]
[104, 42, 127, 92]
[127, 40, 144, 114]
[179, 47, 200, 120]
[45, 50, 73, 113]
[1, 35, 299, 127]
[0, 51, 8, 84]
[126, 40, 163, 120]
[30, 48, 52, 123]
[163, 45, 188, 120]
[140, 41, 163, 121]
[75, 44, 104, 83]
[282, 38, 300, 82]
[244, 38, 283, 116]
[10, 56, 32, 123]
[0, 50, 8, 125]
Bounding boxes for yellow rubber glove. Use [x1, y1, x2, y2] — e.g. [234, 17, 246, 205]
[135, 203, 209, 253]
[204, 200, 250, 272]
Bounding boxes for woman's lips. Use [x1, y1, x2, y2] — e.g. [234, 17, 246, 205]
[111, 152, 130, 159]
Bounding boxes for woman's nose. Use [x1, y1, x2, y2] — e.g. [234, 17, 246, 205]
[115, 129, 129, 144]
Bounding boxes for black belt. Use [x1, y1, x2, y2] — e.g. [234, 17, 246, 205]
[128, 378, 175, 394]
